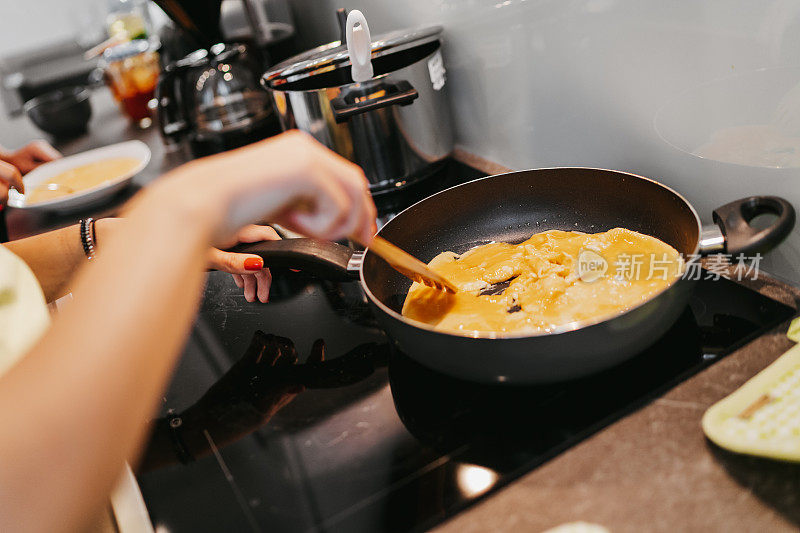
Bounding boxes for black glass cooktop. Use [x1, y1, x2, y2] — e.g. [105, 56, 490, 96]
[136, 164, 796, 533]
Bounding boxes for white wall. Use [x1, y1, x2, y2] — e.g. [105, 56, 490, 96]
[0, 0, 107, 56]
[4, 1, 798, 281]
[290, 0, 800, 283]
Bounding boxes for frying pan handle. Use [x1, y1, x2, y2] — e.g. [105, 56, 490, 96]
[710, 196, 796, 255]
[225, 238, 359, 281]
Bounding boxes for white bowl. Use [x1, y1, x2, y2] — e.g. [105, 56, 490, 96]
[8, 140, 151, 212]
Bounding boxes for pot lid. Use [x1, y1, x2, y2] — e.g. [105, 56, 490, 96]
[264, 25, 442, 87]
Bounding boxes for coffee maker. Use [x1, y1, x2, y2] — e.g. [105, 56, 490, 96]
[153, 0, 281, 156]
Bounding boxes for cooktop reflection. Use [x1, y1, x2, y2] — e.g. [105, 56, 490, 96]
[136, 269, 794, 533]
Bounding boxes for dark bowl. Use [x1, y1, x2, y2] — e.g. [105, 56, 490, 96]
[24, 87, 92, 139]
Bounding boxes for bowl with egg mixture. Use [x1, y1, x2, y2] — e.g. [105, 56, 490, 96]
[8, 140, 151, 213]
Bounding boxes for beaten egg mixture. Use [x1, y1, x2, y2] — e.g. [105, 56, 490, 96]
[26, 157, 141, 204]
[401, 228, 684, 335]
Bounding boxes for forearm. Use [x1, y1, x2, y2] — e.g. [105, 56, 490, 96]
[3, 218, 119, 302]
[0, 195, 213, 532]
[0, 132, 376, 532]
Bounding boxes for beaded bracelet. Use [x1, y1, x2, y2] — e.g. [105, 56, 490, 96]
[79, 218, 96, 260]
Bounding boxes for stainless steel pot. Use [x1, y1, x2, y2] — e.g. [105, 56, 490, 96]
[262, 25, 453, 194]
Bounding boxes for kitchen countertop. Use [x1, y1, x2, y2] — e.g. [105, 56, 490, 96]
[436, 270, 800, 533]
[4, 87, 800, 533]
[1, 87, 185, 240]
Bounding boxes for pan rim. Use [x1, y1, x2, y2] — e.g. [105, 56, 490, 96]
[360, 166, 703, 340]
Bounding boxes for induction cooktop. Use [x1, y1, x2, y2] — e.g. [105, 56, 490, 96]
[136, 162, 796, 533]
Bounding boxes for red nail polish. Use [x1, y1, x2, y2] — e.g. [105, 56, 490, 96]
[244, 257, 263, 271]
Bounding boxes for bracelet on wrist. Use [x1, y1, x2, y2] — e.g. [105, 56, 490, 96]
[79, 218, 96, 260]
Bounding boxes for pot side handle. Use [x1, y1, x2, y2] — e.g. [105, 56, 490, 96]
[224, 238, 357, 281]
[712, 196, 796, 255]
[331, 80, 419, 123]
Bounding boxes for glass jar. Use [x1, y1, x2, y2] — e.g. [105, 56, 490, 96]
[102, 39, 160, 128]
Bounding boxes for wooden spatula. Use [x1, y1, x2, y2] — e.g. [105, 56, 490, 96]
[359, 236, 458, 293]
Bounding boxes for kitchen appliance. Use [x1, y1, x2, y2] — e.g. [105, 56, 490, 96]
[135, 161, 797, 530]
[219, 0, 297, 63]
[262, 12, 453, 194]
[151, 0, 225, 49]
[228, 168, 794, 384]
[156, 43, 280, 156]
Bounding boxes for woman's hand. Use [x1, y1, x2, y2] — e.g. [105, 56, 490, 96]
[208, 224, 280, 303]
[0, 140, 61, 207]
[136, 131, 377, 246]
[0, 140, 61, 175]
[0, 160, 23, 207]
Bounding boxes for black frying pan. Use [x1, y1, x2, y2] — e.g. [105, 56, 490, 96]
[231, 168, 795, 384]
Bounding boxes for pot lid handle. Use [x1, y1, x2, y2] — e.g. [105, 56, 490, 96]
[346, 10, 374, 82]
[336, 8, 348, 45]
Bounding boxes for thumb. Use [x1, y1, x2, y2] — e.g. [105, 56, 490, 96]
[0, 161, 23, 194]
[208, 248, 265, 274]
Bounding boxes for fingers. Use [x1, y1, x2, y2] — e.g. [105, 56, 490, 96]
[310, 150, 376, 243]
[237, 269, 272, 303]
[273, 336, 298, 366]
[253, 268, 271, 303]
[212, 224, 278, 303]
[242, 272, 257, 303]
[233, 268, 272, 304]
[358, 198, 378, 244]
[208, 247, 264, 274]
[149, 131, 377, 245]
[0, 161, 23, 194]
[286, 174, 351, 239]
[324, 156, 377, 244]
[276, 151, 377, 242]
[26, 140, 61, 163]
[5, 141, 61, 174]
[218, 224, 281, 248]
[332, 171, 374, 243]
[308, 339, 326, 363]
[261, 334, 283, 366]
[236, 224, 280, 244]
[243, 330, 269, 364]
